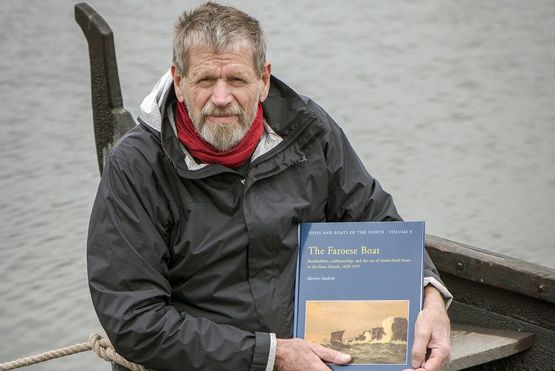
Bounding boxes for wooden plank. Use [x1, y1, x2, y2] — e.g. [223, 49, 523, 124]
[445, 324, 535, 370]
[447, 300, 555, 370]
[443, 272, 555, 332]
[425, 235, 555, 305]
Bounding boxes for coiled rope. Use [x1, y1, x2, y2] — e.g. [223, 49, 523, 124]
[0, 333, 151, 371]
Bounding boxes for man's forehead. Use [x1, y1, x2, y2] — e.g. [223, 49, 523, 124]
[185, 45, 257, 76]
[188, 43, 254, 71]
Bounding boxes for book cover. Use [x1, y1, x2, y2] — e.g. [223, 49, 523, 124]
[294, 221, 424, 370]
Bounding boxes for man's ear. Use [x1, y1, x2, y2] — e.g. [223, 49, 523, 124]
[171, 64, 185, 103]
[258, 62, 272, 103]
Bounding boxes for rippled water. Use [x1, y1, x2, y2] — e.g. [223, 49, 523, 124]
[346, 342, 407, 365]
[1, 1, 554, 369]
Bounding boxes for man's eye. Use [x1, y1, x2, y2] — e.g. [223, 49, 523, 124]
[197, 78, 214, 85]
[230, 77, 246, 84]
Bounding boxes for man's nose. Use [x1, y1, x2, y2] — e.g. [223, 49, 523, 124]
[210, 80, 233, 107]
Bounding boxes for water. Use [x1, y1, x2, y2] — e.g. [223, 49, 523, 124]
[345, 342, 407, 365]
[1, 0, 554, 369]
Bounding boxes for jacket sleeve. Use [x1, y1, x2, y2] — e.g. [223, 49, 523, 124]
[307, 100, 451, 304]
[87, 152, 270, 371]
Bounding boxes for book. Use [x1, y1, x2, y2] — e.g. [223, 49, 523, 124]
[294, 221, 424, 370]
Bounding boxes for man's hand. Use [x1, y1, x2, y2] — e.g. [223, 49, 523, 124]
[274, 338, 352, 371]
[404, 285, 451, 371]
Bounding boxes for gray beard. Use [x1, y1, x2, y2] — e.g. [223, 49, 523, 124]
[187, 100, 259, 152]
[198, 120, 250, 151]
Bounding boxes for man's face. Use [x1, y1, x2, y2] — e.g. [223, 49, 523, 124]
[172, 45, 271, 151]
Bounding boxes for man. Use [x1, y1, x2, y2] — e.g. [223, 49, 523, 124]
[87, 3, 451, 371]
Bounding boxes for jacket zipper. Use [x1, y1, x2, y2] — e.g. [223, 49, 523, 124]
[249, 113, 318, 169]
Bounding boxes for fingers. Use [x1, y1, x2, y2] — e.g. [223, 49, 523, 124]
[308, 343, 352, 365]
[275, 338, 340, 371]
[420, 347, 452, 371]
[408, 287, 452, 371]
[411, 316, 430, 368]
[410, 310, 451, 370]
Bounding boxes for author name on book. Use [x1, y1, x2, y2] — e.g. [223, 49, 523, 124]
[306, 276, 336, 281]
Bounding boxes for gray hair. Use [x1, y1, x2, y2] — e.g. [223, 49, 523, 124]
[172, 2, 267, 77]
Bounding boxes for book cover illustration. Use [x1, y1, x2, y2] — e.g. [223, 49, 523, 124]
[305, 300, 409, 365]
[294, 221, 424, 370]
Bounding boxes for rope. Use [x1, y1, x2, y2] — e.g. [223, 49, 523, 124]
[0, 334, 152, 371]
[89, 334, 151, 371]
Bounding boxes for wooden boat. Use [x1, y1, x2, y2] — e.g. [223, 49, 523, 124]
[74, 3, 555, 370]
[330, 330, 350, 349]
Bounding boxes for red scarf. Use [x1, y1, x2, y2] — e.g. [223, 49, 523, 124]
[174, 101, 264, 168]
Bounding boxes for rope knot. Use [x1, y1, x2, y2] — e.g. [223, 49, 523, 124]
[88, 333, 151, 371]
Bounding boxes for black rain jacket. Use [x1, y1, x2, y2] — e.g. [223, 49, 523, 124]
[87, 75, 445, 371]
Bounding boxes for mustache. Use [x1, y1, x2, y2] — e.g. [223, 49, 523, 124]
[202, 104, 243, 118]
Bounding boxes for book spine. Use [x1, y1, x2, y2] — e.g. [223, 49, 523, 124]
[292, 223, 304, 337]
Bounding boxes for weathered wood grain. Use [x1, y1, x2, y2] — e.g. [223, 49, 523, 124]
[426, 235, 555, 304]
[446, 324, 534, 370]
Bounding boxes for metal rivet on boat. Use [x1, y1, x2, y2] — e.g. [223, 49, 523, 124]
[457, 262, 464, 271]
[538, 284, 546, 293]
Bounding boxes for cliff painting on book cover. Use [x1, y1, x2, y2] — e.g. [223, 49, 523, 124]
[305, 300, 409, 365]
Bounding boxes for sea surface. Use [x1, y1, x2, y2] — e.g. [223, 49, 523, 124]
[1, 1, 554, 369]
[345, 342, 407, 365]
